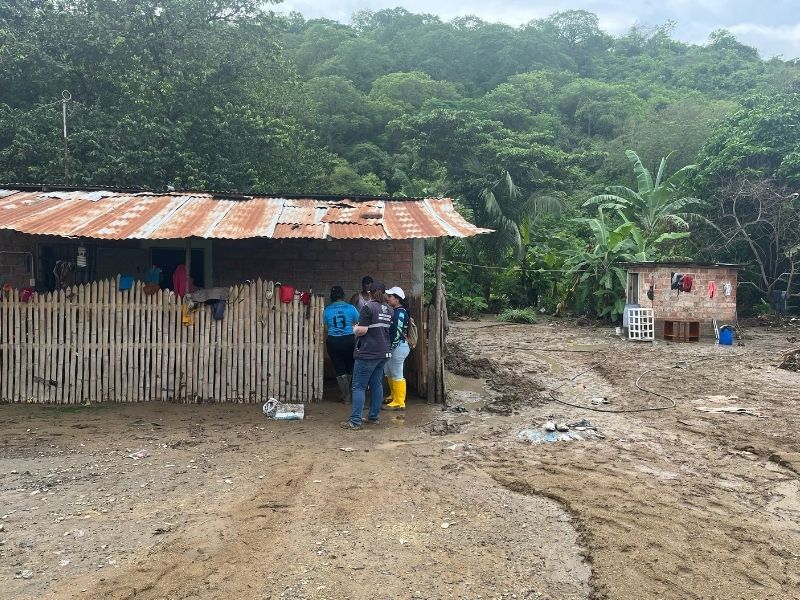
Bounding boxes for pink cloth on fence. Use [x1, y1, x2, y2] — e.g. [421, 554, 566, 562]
[708, 281, 717, 299]
[172, 264, 194, 298]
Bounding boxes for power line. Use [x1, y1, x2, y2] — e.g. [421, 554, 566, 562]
[442, 258, 584, 274]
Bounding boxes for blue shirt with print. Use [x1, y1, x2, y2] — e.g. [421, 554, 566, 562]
[324, 301, 360, 336]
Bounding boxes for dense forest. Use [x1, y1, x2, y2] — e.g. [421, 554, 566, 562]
[1, 0, 799, 316]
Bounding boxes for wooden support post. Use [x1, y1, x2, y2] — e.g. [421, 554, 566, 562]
[184, 238, 192, 295]
[427, 237, 446, 403]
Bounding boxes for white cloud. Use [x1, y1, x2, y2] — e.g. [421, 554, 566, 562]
[275, 0, 800, 58]
[727, 22, 800, 59]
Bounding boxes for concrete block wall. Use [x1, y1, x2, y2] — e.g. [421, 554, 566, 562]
[631, 266, 738, 339]
[212, 238, 417, 301]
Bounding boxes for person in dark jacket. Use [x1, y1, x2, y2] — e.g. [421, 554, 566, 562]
[342, 281, 392, 430]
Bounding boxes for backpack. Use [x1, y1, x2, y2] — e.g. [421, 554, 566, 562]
[406, 316, 418, 349]
[681, 275, 694, 293]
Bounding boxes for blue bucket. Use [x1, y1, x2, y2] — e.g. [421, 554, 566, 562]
[719, 326, 734, 346]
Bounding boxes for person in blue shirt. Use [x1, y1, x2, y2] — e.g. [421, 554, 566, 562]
[324, 285, 361, 403]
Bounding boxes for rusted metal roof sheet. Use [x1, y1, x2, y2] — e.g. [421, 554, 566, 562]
[0, 189, 491, 240]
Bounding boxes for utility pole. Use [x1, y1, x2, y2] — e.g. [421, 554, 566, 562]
[62, 90, 71, 184]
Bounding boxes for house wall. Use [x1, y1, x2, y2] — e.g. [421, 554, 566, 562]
[212, 238, 420, 300]
[0, 230, 37, 288]
[629, 265, 738, 339]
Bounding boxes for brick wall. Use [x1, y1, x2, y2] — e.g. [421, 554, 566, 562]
[212, 238, 417, 301]
[630, 265, 738, 339]
[0, 230, 36, 288]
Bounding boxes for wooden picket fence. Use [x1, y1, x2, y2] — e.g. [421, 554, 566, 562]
[0, 278, 324, 404]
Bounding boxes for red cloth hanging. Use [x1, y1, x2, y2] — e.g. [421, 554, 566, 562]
[708, 281, 717, 299]
[172, 264, 194, 298]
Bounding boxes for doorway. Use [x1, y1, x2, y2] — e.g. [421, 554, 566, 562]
[150, 248, 205, 290]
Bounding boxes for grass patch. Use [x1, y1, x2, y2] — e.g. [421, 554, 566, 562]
[497, 308, 539, 324]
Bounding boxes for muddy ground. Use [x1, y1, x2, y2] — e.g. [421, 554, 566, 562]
[2, 318, 800, 599]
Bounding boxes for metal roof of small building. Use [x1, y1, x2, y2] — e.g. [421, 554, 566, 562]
[0, 188, 491, 240]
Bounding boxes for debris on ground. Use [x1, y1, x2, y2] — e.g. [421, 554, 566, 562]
[127, 449, 150, 460]
[779, 347, 800, 372]
[426, 419, 461, 436]
[518, 419, 602, 443]
[338, 447, 357, 452]
[696, 406, 766, 418]
[262, 398, 304, 420]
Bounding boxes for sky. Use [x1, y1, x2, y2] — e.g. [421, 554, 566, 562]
[277, 0, 800, 60]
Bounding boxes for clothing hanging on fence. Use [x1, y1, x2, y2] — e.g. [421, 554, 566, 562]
[708, 281, 717, 299]
[119, 275, 134, 291]
[723, 282, 732, 296]
[172, 264, 194, 298]
[209, 299, 226, 321]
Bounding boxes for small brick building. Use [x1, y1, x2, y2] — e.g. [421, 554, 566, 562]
[623, 262, 739, 341]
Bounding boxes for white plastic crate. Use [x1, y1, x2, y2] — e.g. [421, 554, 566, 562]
[627, 307, 655, 341]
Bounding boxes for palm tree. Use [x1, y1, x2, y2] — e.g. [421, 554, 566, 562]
[468, 162, 567, 259]
[585, 150, 703, 242]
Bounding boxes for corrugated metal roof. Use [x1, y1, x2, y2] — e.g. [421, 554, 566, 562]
[0, 189, 491, 240]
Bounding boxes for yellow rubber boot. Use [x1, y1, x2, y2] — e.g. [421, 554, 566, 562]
[383, 377, 394, 402]
[384, 378, 406, 411]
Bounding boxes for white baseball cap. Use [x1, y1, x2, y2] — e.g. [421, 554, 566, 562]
[385, 286, 405, 299]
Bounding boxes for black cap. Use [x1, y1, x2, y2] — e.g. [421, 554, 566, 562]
[368, 281, 385, 294]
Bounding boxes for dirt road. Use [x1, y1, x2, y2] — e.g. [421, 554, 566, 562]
[2, 318, 799, 599]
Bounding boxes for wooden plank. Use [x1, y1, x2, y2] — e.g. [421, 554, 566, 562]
[248, 281, 256, 402]
[122, 280, 132, 404]
[164, 291, 173, 401]
[266, 284, 275, 400]
[46, 290, 56, 404]
[11, 291, 20, 402]
[299, 297, 307, 403]
[1, 295, 7, 402]
[291, 295, 299, 402]
[63, 287, 74, 404]
[73, 286, 83, 404]
[113, 279, 122, 401]
[212, 290, 222, 403]
[234, 285, 243, 403]
[101, 279, 110, 402]
[313, 295, 322, 402]
[242, 283, 251, 403]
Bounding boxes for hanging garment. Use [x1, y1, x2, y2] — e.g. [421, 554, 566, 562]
[647, 285, 654, 301]
[209, 299, 226, 321]
[119, 275, 134, 291]
[722, 282, 732, 296]
[671, 273, 684, 290]
[145, 266, 161, 284]
[708, 281, 717, 299]
[172, 264, 194, 298]
[681, 275, 694, 293]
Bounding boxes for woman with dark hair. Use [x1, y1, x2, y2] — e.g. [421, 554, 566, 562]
[324, 285, 360, 403]
[383, 286, 410, 411]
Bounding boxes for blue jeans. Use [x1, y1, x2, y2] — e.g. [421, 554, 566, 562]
[349, 358, 387, 426]
[384, 341, 410, 379]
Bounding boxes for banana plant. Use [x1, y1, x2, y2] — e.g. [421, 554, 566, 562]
[584, 150, 703, 242]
